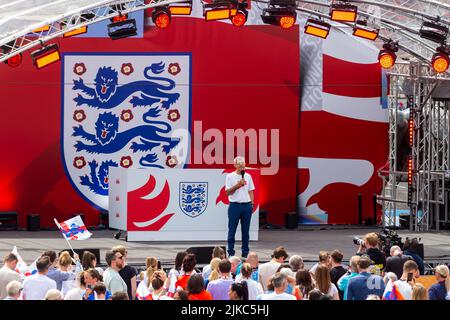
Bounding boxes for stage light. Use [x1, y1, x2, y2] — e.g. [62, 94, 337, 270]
[419, 21, 448, 44]
[63, 26, 88, 38]
[32, 25, 50, 33]
[231, 10, 247, 27]
[353, 21, 378, 41]
[152, 7, 171, 29]
[378, 41, 398, 69]
[261, 0, 297, 29]
[330, 1, 358, 22]
[5, 53, 22, 67]
[30, 44, 61, 69]
[107, 18, 137, 40]
[169, 0, 193, 16]
[304, 18, 330, 39]
[111, 14, 128, 23]
[431, 46, 449, 74]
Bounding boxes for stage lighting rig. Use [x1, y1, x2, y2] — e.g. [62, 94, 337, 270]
[419, 20, 448, 44]
[304, 18, 330, 39]
[169, 0, 193, 15]
[1, 41, 23, 67]
[261, 0, 297, 29]
[378, 40, 398, 69]
[432, 45, 450, 74]
[31, 43, 61, 69]
[352, 20, 378, 41]
[152, 7, 171, 29]
[231, 1, 249, 27]
[330, 0, 357, 23]
[107, 18, 137, 40]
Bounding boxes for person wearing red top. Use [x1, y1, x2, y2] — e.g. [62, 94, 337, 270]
[175, 253, 196, 290]
[187, 274, 213, 300]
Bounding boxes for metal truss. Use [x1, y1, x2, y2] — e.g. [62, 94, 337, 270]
[0, 0, 189, 63]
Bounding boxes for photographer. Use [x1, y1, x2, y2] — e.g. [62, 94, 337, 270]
[356, 233, 386, 274]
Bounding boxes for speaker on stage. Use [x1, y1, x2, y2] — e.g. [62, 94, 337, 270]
[27, 213, 40, 231]
[186, 246, 226, 265]
[285, 212, 298, 229]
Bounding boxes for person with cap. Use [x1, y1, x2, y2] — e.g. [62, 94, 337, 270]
[428, 265, 449, 300]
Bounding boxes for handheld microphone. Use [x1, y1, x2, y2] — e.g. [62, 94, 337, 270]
[241, 169, 245, 179]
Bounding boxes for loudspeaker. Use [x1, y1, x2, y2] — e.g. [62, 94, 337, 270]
[27, 214, 40, 231]
[186, 246, 226, 265]
[259, 210, 268, 226]
[285, 212, 298, 229]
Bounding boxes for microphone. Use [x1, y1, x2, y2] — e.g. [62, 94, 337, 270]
[241, 169, 245, 180]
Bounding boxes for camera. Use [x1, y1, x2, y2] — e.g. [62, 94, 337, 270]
[353, 237, 365, 246]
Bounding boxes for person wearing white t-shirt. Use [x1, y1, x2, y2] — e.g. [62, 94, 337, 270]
[237, 263, 263, 300]
[257, 273, 296, 300]
[258, 247, 288, 291]
[225, 156, 255, 258]
[23, 256, 56, 300]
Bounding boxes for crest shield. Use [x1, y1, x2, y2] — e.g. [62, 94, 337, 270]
[179, 182, 208, 218]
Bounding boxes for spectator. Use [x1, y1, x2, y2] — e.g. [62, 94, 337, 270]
[236, 252, 259, 282]
[346, 256, 385, 300]
[356, 233, 386, 273]
[23, 256, 56, 300]
[383, 260, 419, 300]
[315, 265, 339, 300]
[309, 251, 331, 276]
[385, 245, 412, 279]
[81, 251, 103, 275]
[236, 263, 263, 300]
[83, 268, 112, 300]
[202, 247, 225, 280]
[103, 250, 127, 295]
[257, 273, 296, 300]
[143, 256, 159, 287]
[166, 252, 187, 296]
[0, 253, 21, 300]
[64, 271, 86, 300]
[278, 266, 296, 295]
[3, 280, 22, 300]
[412, 283, 428, 300]
[175, 253, 196, 290]
[258, 246, 288, 291]
[113, 245, 137, 300]
[206, 258, 221, 287]
[403, 238, 425, 275]
[366, 294, 380, 300]
[93, 283, 108, 300]
[45, 289, 63, 300]
[229, 282, 248, 300]
[383, 272, 398, 286]
[58, 251, 79, 295]
[289, 255, 304, 273]
[308, 289, 324, 300]
[294, 270, 314, 300]
[337, 255, 360, 300]
[330, 249, 346, 300]
[149, 270, 172, 300]
[229, 256, 242, 279]
[428, 265, 449, 300]
[174, 290, 189, 300]
[42, 250, 79, 291]
[111, 292, 129, 300]
[187, 273, 212, 300]
[206, 259, 234, 300]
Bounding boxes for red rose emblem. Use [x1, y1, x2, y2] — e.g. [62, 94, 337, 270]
[165, 155, 178, 168]
[73, 110, 86, 122]
[168, 63, 181, 76]
[73, 63, 86, 76]
[73, 156, 86, 169]
[167, 109, 180, 122]
[120, 156, 133, 168]
[120, 109, 134, 122]
[121, 63, 134, 76]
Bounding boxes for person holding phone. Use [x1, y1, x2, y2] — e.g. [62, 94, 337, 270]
[382, 260, 419, 300]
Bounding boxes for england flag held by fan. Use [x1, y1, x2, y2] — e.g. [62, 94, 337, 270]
[54, 215, 92, 240]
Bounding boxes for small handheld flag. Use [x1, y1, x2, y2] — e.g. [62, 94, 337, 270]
[54, 215, 92, 241]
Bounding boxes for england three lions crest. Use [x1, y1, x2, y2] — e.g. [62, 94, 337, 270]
[179, 182, 208, 218]
[62, 53, 191, 210]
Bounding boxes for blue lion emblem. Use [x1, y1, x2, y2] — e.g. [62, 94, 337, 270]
[65, 223, 87, 238]
[79, 160, 118, 195]
[72, 62, 180, 109]
[180, 182, 208, 218]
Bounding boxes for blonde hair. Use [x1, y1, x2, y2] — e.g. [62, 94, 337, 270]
[412, 283, 428, 300]
[314, 265, 331, 295]
[208, 258, 221, 282]
[364, 233, 379, 247]
[112, 245, 127, 256]
[146, 257, 159, 287]
[58, 251, 72, 268]
[435, 265, 450, 291]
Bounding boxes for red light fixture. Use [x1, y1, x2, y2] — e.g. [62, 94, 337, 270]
[231, 11, 247, 27]
[5, 53, 22, 67]
[378, 41, 398, 69]
[152, 7, 171, 29]
[431, 46, 449, 74]
[279, 15, 295, 29]
[112, 14, 128, 23]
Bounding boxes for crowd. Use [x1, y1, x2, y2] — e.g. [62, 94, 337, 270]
[0, 233, 449, 301]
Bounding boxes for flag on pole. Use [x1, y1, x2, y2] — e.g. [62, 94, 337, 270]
[136, 281, 152, 300]
[54, 215, 92, 240]
[11, 246, 29, 275]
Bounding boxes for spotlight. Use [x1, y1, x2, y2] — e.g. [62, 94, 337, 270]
[107, 18, 137, 40]
[5, 53, 22, 67]
[231, 1, 249, 27]
[378, 41, 398, 69]
[63, 26, 88, 38]
[30, 44, 61, 69]
[304, 18, 330, 39]
[152, 7, 171, 29]
[261, 0, 297, 29]
[353, 20, 378, 41]
[419, 21, 448, 44]
[169, 0, 193, 15]
[32, 25, 50, 33]
[203, 1, 233, 22]
[111, 14, 128, 23]
[330, 0, 358, 22]
[431, 46, 449, 74]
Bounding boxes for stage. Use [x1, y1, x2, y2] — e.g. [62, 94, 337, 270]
[1, 226, 449, 268]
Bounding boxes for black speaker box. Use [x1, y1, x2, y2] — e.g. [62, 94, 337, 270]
[285, 212, 298, 229]
[27, 214, 40, 231]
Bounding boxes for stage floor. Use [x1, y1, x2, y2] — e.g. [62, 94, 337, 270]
[1, 226, 449, 267]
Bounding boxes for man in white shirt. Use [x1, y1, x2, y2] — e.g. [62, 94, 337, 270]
[383, 260, 419, 300]
[225, 156, 255, 258]
[0, 253, 22, 299]
[23, 256, 56, 300]
[258, 246, 288, 291]
[103, 250, 127, 295]
[257, 273, 296, 300]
